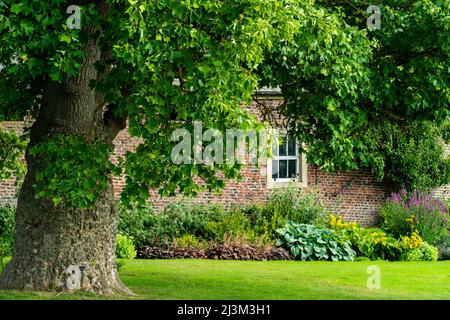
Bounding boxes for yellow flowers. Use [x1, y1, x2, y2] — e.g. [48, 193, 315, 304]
[402, 231, 423, 249]
[329, 214, 357, 230]
[371, 231, 387, 245]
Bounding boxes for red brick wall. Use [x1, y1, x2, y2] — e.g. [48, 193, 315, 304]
[1, 102, 394, 226]
[141, 164, 390, 227]
[307, 166, 390, 226]
[108, 100, 392, 227]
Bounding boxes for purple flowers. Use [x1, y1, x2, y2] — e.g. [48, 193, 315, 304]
[386, 190, 450, 243]
[389, 190, 448, 221]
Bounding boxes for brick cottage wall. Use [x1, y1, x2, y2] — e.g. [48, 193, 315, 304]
[108, 99, 392, 227]
[140, 162, 390, 227]
[0, 100, 406, 227]
[307, 166, 391, 226]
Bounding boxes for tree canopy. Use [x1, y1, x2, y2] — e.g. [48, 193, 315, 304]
[0, 0, 449, 207]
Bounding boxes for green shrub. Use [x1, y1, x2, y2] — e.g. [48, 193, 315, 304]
[436, 236, 450, 260]
[268, 187, 325, 224]
[163, 202, 212, 238]
[117, 190, 327, 250]
[401, 248, 424, 262]
[379, 201, 412, 237]
[116, 234, 137, 260]
[160, 202, 239, 242]
[401, 242, 439, 262]
[329, 214, 403, 261]
[247, 188, 326, 239]
[119, 204, 165, 248]
[119, 201, 261, 247]
[0, 240, 10, 270]
[204, 209, 252, 240]
[248, 205, 288, 239]
[174, 234, 205, 249]
[0, 207, 15, 261]
[370, 121, 450, 193]
[118, 204, 201, 248]
[380, 191, 449, 245]
[353, 228, 403, 261]
[276, 221, 355, 261]
[420, 242, 439, 261]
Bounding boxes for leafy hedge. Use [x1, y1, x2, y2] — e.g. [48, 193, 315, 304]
[400, 242, 439, 262]
[1, 187, 448, 263]
[118, 188, 449, 262]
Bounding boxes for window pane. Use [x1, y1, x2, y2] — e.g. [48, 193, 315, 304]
[279, 160, 288, 179]
[288, 160, 298, 178]
[279, 138, 287, 156]
[288, 137, 296, 156]
[272, 160, 279, 180]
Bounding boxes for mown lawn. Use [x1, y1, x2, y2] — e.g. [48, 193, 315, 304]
[0, 259, 449, 300]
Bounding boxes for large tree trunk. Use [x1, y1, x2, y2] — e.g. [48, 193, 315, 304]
[0, 173, 129, 294]
[0, 25, 129, 294]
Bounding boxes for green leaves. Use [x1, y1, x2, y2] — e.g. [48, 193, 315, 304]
[29, 135, 119, 209]
[112, 0, 284, 203]
[276, 221, 355, 261]
[365, 121, 450, 192]
[0, 128, 26, 182]
[10, 4, 23, 15]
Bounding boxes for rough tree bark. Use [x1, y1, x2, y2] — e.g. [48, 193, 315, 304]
[0, 23, 130, 294]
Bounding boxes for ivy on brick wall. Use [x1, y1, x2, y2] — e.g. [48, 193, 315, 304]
[0, 129, 26, 183]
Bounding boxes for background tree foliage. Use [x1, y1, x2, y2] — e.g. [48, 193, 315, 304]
[367, 121, 450, 192]
[0, 0, 449, 208]
[262, 0, 450, 189]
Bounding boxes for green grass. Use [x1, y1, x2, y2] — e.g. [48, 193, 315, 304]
[0, 259, 449, 300]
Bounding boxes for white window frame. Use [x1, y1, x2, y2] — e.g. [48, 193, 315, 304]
[267, 131, 307, 189]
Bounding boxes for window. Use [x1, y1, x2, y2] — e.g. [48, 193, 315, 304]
[268, 133, 307, 187]
[271, 135, 299, 181]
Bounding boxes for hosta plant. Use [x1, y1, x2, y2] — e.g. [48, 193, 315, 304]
[276, 221, 355, 261]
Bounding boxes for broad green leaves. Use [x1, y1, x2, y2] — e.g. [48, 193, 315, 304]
[259, 2, 374, 172]
[29, 135, 120, 209]
[276, 221, 355, 261]
[111, 0, 292, 205]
